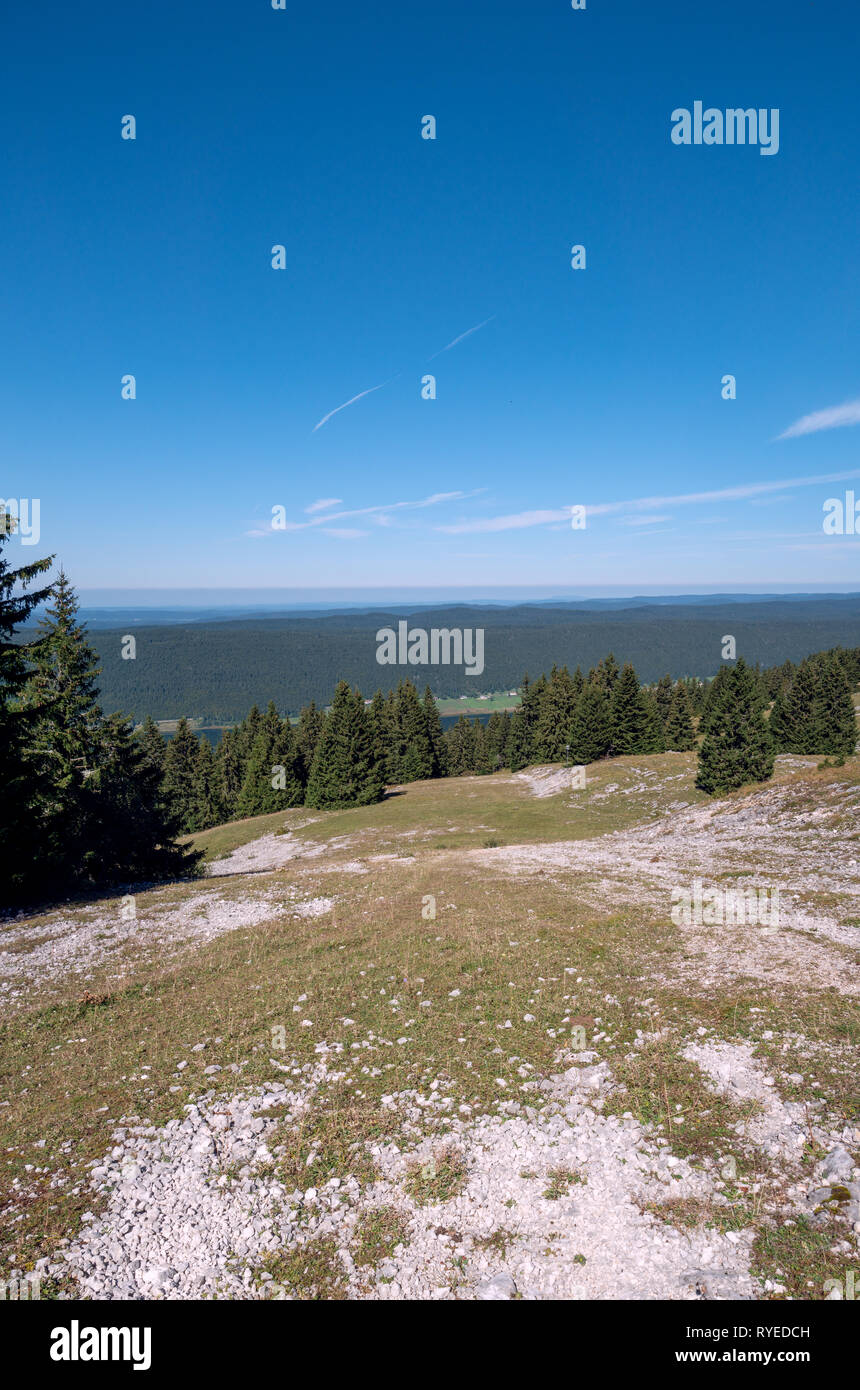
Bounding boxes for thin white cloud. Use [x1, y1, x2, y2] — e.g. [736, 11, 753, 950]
[428, 315, 496, 361]
[620, 514, 672, 526]
[777, 398, 860, 440]
[436, 469, 860, 535]
[305, 498, 343, 514]
[246, 490, 484, 538]
[312, 376, 397, 432]
[321, 527, 369, 539]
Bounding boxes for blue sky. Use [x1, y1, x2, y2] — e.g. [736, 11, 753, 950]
[3, 0, 860, 595]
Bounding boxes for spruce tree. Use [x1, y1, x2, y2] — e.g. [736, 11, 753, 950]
[608, 664, 658, 755]
[423, 686, 448, 777]
[295, 700, 325, 786]
[21, 569, 104, 879]
[484, 709, 510, 772]
[534, 665, 578, 762]
[137, 714, 166, 780]
[305, 683, 384, 809]
[654, 674, 674, 729]
[505, 674, 546, 771]
[83, 713, 201, 883]
[696, 657, 775, 794]
[216, 726, 244, 818]
[592, 652, 620, 695]
[395, 680, 433, 782]
[699, 666, 731, 736]
[811, 653, 857, 757]
[236, 713, 303, 817]
[193, 736, 224, 829]
[567, 680, 611, 764]
[0, 513, 53, 895]
[446, 714, 478, 775]
[767, 686, 791, 753]
[779, 659, 823, 754]
[664, 682, 696, 751]
[163, 718, 202, 831]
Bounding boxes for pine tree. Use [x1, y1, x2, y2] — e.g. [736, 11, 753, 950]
[137, 714, 166, 780]
[83, 713, 201, 884]
[236, 712, 303, 817]
[484, 709, 511, 772]
[445, 714, 478, 775]
[778, 659, 823, 754]
[163, 718, 202, 831]
[696, 657, 775, 794]
[193, 736, 224, 829]
[0, 512, 53, 896]
[592, 652, 620, 695]
[567, 680, 611, 765]
[608, 664, 659, 755]
[699, 666, 731, 736]
[813, 652, 857, 757]
[216, 726, 244, 818]
[472, 719, 493, 774]
[505, 674, 546, 770]
[295, 700, 325, 786]
[305, 683, 384, 809]
[664, 682, 696, 751]
[654, 674, 674, 729]
[423, 686, 448, 777]
[767, 686, 791, 752]
[21, 570, 104, 879]
[395, 680, 433, 782]
[236, 704, 263, 781]
[533, 665, 578, 762]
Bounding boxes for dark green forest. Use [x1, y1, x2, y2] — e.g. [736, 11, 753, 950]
[24, 595, 860, 723]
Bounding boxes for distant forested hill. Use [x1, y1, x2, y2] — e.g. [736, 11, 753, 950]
[23, 595, 860, 723]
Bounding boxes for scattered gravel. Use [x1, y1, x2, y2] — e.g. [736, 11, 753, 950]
[46, 1053, 766, 1301]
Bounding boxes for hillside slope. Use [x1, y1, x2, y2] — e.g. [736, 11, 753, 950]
[1, 754, 858, 1300]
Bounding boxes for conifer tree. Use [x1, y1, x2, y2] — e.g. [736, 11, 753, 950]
[592, 652, 620, 695]
[505, 673, 546, 771]
[778, 658, 823, 754]
[654, 674, 674, 729]
[472, 719, 493, 774]
[163, 718, 202, 831]
[305, 683, 384, 809]
[368, 690, 391, 780]
[699, 666, 731, 736]
[193, 736, 224, 829]
[295, 700, 325, 786]
[567, 680, 611, 765]
[84, 712, 200, 883]
[236, 704, 263, 781]
[137, 714, 166, 780]
[696, 657, 775, 794]
[0, 513, 53, 895]
[236, 713, 303, 817]
[664, 682, 696, 751]
[484, 709, 511, 771]
[215, 726, 244, 818]
[395, 680, 433, 782]
[533, 665, 578, 762]
[423, 686, 448, 777]
[445, 714, 477, 776]
[814, 652, 857, 757]
[767, 686, 791, 753]
[608, 663, 660, 755]
[21, 569, 104, 877]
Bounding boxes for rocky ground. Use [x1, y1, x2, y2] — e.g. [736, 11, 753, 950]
[2, 755, 858, 1300]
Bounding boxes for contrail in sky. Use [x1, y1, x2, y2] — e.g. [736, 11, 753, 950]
[428, 315, 496, 360]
